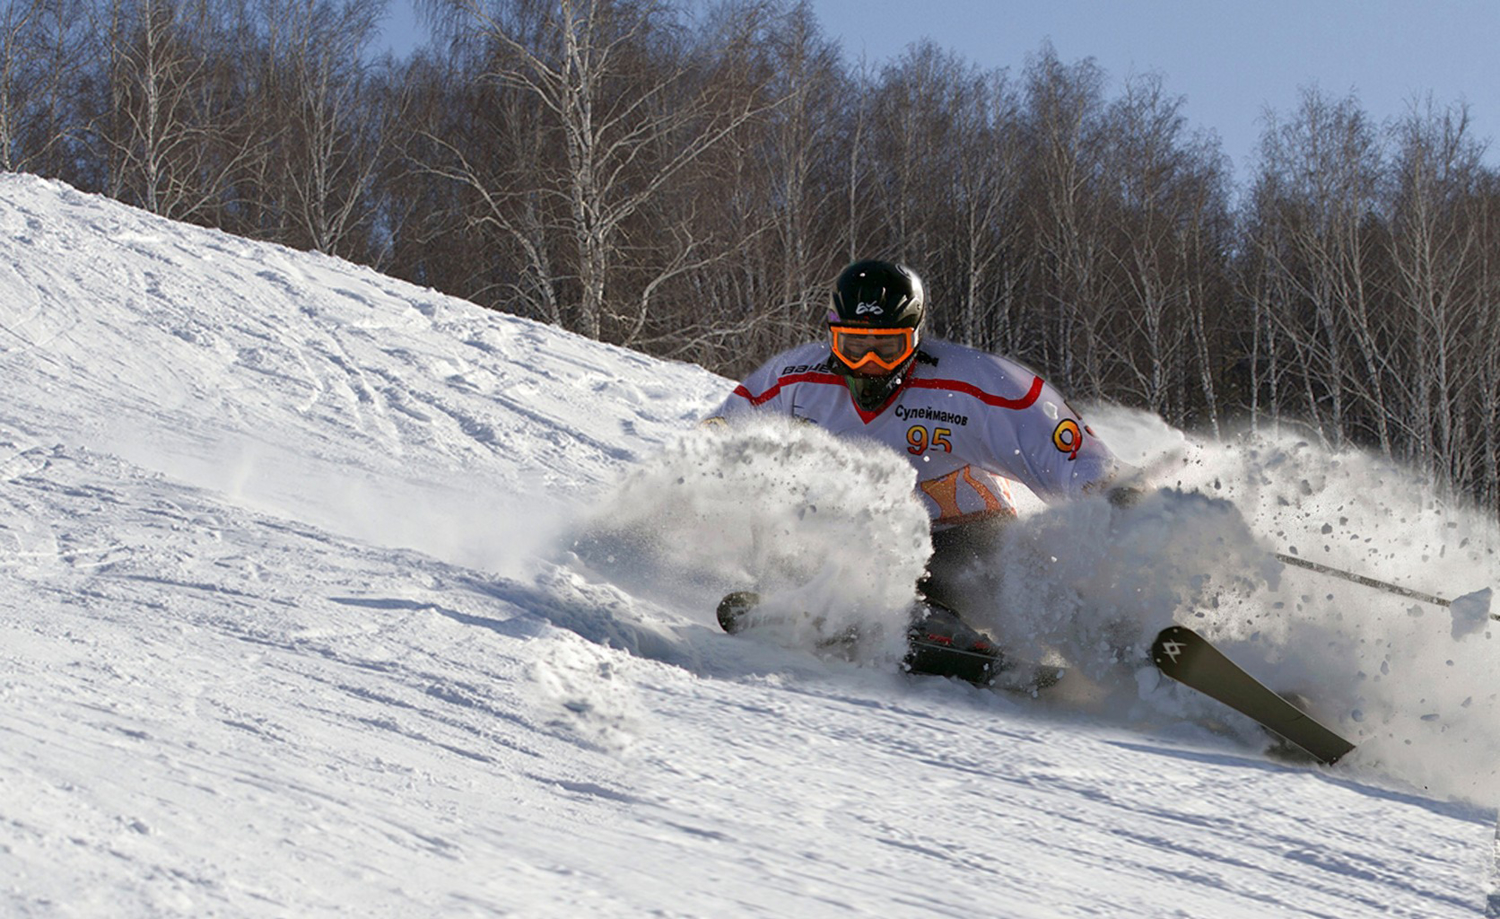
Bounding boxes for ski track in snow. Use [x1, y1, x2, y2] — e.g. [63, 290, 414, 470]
[1, 174, 1497, 917]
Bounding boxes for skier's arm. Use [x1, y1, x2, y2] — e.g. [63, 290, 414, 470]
[702, 374, 777, 425]
[701, 347, 817, 424]
[984, 376, 1120, 502]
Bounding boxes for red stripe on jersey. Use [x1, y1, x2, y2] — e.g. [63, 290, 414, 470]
[906, 374, 1044, 410]
[733, 372, 845, 406]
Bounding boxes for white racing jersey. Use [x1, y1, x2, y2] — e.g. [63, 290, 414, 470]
[707, 338, 1119, 526]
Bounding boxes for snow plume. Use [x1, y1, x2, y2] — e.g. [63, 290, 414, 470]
[1088, 407, 1500, 803]
[566, 417, 932, 665]
[979, 487, 1278, 684]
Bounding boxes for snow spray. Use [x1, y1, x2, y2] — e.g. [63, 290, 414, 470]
[1043, 405, 1500, 804]
[567, 417, 932, 664]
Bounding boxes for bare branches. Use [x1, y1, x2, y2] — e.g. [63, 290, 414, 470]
[0, 0, 90, 174]
[422, 0, 781, 339]
[5, 0, 1500, 515]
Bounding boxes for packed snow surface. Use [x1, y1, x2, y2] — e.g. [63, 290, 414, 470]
[1, 175, 1497, 916]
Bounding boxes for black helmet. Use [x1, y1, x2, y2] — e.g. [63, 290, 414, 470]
[828, 259, 926, 329]
[827, 260, 926, 411]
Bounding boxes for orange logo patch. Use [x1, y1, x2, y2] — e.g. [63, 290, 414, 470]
[1052, 419, 1083, 459]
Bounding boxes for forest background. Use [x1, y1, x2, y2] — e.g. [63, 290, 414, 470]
[3, 0, 1498, 514]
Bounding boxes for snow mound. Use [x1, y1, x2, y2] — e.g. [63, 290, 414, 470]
[2, 174, 1496, 916]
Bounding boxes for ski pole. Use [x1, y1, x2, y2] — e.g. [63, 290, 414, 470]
[1274, 552, 1498, 621]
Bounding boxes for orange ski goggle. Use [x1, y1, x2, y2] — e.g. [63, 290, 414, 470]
[829, 325, 917, 372]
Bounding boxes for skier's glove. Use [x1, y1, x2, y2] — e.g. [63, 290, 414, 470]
[1105, 484, 1144, 508]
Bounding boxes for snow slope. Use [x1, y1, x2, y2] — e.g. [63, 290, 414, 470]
[1, 174, 1497, 917]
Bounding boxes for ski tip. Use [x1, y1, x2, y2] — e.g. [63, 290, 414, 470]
[1150, 624, 1356, 767]
[1150, 625, 1197, 668]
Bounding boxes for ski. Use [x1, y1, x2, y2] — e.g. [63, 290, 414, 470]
[1151, 625, 1355, 766]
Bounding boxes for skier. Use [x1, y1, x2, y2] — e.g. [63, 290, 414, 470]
[705, 258, 1130, 684]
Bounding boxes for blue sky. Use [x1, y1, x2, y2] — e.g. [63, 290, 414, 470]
[376, 0, 1499, 181]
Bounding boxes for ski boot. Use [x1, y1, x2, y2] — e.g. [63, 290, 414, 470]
[903, 602, 1006, 686]
[905, 603, 1064, 692]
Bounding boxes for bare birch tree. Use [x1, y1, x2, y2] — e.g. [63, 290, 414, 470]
[0, 0, 88, 175]
[1387, 98, 1486, 491]
[255, 0, 385, 257]
[97, 0, 258, 220]
[1018, 45, 1110, 393]
[945, 64, 1020, 351]
[1247, 89, 1385, 449]
[757, 0, 843, 351]
[423, 0, 776, 340]
[1472, 177, 1500, 511]
[1097, 73, 1230, 428]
